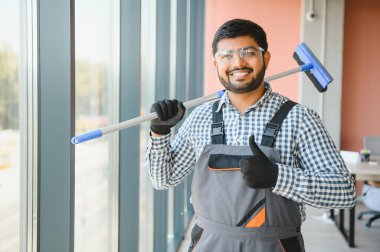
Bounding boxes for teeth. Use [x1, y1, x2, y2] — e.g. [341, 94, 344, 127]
[231, 71, 249, 76]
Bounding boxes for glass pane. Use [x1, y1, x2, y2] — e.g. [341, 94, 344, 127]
[75, 0, 115, 251]
[139, 0, 156, 251]
[0, 0, 21, 251]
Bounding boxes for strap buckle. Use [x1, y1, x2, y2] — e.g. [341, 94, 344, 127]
[263, 123, 280, 138]
[211, 122, 224, 137]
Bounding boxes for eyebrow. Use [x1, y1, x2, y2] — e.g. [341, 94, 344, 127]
[241, 46, 258, 50]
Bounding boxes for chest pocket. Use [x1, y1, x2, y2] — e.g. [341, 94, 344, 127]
[208, 154, 251, 171]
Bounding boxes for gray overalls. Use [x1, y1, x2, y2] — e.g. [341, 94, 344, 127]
[189, 100, 305, 252]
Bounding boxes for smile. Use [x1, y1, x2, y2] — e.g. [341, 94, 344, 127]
[229, 70, 253, 76]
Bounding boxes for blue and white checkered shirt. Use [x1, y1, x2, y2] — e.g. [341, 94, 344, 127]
[146, 83, 356, 221]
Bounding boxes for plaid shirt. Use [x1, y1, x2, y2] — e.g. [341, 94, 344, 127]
[146, 83, 356, 221]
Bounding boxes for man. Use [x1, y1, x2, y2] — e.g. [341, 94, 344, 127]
[146, 19, 356, 251]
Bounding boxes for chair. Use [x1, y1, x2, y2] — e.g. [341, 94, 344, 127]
[357, 136, 380, 227]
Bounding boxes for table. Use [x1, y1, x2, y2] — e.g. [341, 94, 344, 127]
[330, 155, 380, 247]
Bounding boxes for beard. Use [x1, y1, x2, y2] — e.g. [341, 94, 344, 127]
[218, 65, 266, 94]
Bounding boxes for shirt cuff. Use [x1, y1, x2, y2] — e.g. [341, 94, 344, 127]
[272, 163, 297, 197]
[148, 133, 171, 151]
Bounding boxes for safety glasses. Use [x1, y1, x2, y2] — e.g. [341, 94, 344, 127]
[215, 46, 265, 64]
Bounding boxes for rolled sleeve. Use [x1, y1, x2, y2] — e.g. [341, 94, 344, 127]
[146, 111, 197, 190]
[146, 134, 172, 190]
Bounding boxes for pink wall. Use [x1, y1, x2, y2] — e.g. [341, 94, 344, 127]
[203, 0, 380, 151]
[204, 0, 301, 101]
[340, 0, 380, 151]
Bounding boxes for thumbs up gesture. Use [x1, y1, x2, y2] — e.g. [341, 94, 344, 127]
[239, 135, 279, 189]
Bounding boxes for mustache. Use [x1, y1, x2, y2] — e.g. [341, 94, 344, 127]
[228, 67, 254, 75]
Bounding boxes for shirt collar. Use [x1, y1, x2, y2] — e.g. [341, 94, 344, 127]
[215, 82, 273, 113]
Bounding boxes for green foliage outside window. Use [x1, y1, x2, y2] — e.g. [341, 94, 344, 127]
[0, 46, 19, 130]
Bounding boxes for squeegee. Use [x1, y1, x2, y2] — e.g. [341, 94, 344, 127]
[71, 42, 333, 145]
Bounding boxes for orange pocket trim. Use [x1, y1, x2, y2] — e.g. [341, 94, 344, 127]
[208, 167, 240, 171]
[279, 240, 286, 252]
[245, 207, 266, 228]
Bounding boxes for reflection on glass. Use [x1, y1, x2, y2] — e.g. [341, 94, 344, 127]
[75, 0, 113, 251]
[0, 1, 21, 251]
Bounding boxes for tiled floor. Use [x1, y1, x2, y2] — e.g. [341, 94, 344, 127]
[178, 202, 380, 251]
[302, 202, 380, 252]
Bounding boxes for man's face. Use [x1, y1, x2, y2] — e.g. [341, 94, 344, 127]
[213, 36, 270, 94]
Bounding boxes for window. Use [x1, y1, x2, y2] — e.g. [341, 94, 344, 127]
[139, 0, 156, 251]
[4, 1, 204, 250]
[0, 1, 21, 251]
[74, 0, 119, 251]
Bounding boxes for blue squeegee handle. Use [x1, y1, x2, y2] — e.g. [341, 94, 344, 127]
[71, 91, 224, 144]
[265, 64, 312, 82]
[71, 65, 312, 144]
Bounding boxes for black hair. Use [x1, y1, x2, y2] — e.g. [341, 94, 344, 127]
[212, 19, 268, 55]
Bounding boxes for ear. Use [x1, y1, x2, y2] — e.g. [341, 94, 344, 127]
[263, 51, 271, 69]
[213, 58, 218, 68]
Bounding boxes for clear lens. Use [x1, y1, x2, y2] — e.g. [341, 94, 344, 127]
[241, 47, 261, 57]
[215, 46, 264, 64]
[216, 51, 233, 62]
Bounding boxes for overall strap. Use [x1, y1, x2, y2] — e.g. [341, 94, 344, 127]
[260, 100, 297, 147]
[211, 101, 225, 144]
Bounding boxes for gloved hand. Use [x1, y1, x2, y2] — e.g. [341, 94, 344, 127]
[150, 99, 186, 135]
[239, 135, 279, 188]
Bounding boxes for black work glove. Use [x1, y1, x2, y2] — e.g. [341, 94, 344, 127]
[239, 135, 279, 189]
[150, 99, 186, 135]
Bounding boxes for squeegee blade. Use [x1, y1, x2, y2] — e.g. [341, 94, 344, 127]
[294, 43, 333, 93]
